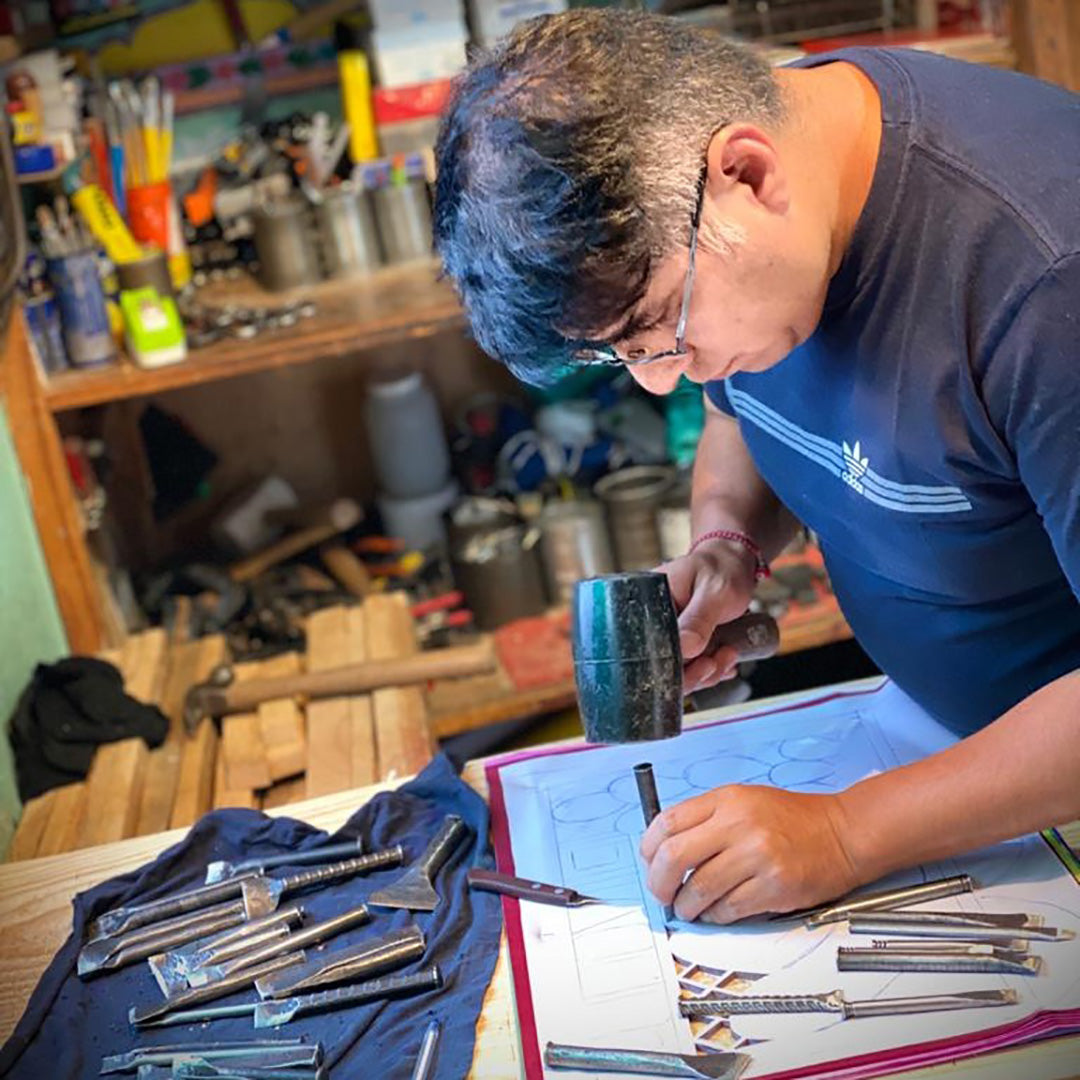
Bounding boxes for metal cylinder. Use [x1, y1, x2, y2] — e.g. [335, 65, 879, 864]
[46, 251, 116, 368]
[116, 248, 175, 299]
[252, 196, 320, 291]
[658, 473, 693, 561]
[538, 500, 615, 606]
[451, 524, 547, 631]
[594, 465, 675, 571]
[373, 180, 432, 264]
[315, 186, 383, 278]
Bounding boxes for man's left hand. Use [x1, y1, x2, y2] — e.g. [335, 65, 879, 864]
[640, 786, 862, 922]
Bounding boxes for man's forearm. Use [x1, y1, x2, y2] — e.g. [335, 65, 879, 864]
[836, 671, 1080, 882]
[692, 404, 801, 561]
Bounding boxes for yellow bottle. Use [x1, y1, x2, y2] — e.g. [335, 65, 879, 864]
[339, 49, 380, 165]
[71, 183, 144, 264]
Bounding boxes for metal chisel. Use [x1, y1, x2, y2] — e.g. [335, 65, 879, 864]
[846, 910, 1074, 942]
[837, 947, 1042, 976]
[543, 1042, 751, 1079]
[204, 838, 364, 884]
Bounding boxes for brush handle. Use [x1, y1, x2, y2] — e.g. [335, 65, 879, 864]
[415, 817, 469, 879]
[281, 846, 404, 892]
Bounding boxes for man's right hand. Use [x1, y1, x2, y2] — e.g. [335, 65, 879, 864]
[662, 536, 760, 692]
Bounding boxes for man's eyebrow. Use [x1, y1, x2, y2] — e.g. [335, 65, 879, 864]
[588, 302, 663, 347]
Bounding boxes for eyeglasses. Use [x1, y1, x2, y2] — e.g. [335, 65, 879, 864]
[571, 156, 709, 369]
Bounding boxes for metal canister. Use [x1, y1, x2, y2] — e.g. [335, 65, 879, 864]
[538, 500, 615, 606]
[46, 251, 116, 368]
[315, 186, 383, 278]
[451, 523, 547, 631]
[116, 249, 175, 299]
[658, 473, 693, 561]
[252, 196, 320, 291]
[594, 465, 675, 571]
[372, 180, 432, 264]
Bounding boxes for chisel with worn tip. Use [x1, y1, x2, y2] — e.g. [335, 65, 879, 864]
[784, 874, 976, 926]
[131, 1002, 258, 1029]
[150, 905, 305, 996]
[369, 816, 469, 912]
[847, 911, 1072, 942]
[129, 952, 306, 1027]
[837, 947, 1042, 976]
[543, 1042, 751, 1079]
[254, 965, 443, 1027]
[79, 901, 247, 977]
[187, 903, 370, 986]
[204, 838, 364, 884]
[100, 1039, 313, 1074]
[171, 1061, 328, 1080]
[868, 938, 1030, 953]
[255, 924, 426, 998]
[679, 988, 1018, 1019]
[93, 847, 403, 940]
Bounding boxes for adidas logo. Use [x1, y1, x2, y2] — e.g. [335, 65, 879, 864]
[841, 439, 869, 494]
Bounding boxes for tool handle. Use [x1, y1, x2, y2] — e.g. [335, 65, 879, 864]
[282, 846, 404, 892]
[680, 992, 842, 1016]
[415, 816, 470, 880]
[216, 839, 365, 881]
[543, 1044, 698, 1076]
[843, 989, 1018, 1019]
[704, 612, 780, 662]
[466, 869, 582, 907]
[294, 965, 443, 1015]
[805, 873, 973, 925]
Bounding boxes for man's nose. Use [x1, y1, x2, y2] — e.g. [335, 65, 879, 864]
[626, 356, 688, 396]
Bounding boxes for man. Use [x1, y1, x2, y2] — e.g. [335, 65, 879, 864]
[434, 10, 1080, 922]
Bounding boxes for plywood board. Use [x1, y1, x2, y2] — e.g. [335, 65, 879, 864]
[79, 739, 149, 848]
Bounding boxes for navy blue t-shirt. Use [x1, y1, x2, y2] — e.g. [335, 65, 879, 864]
[706, 48, 1080, 736]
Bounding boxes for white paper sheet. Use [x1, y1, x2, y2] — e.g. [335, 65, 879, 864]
[494, 679, 1080, 1079]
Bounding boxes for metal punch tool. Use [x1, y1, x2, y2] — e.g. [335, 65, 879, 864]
[783, 874, 976, 927]
[101, 1039, 317, 1074]
[679, 988, 1018, 1020]
[837, 946, 1042, 976]
[544, 1042, 751, 1079]
[204, 837, 364, 883]
[847, 910, 1075, 943]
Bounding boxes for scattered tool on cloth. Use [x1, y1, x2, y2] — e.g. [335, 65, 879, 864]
[845, 909, 1075, 942]
[205, 839, 365, 883]
[101, 1038, 318, 1074]
[410, 1018, 442, 1080]
[169, 1063, 326, 1080]
[544, 1042, 751, 1079]
[370, 815, 470, 912]
[254, 966, 444, 1028]
[466, 869, 601, 908]
[182, 641, 496, 731]
[836, 946, 1042, 976]
[679, 988, 1018, 1019]
[791, 873, 976, 926]
[89, 848, 404, 940]
[187, 903, 371, 986]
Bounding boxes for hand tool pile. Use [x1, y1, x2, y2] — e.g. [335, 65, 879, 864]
[78, 816, 467, 1077]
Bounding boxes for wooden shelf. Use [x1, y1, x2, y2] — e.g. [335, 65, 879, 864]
[43, 259, 465, 412]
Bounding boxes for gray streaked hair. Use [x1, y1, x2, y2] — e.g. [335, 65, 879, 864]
[434, 9, 784, 383]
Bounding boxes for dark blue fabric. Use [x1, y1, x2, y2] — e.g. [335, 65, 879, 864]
[706, 48, 1080, 735]
[0, 754, 502, 1079]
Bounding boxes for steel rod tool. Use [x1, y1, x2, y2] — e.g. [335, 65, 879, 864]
[204, 838, 364, 883]
[466, 868, 601, 907]
[679, 988, 1017, 1019]
[544, 1042, 751, 1079]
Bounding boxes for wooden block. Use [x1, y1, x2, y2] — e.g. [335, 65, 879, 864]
[305, 605, 365, 672]
[260, 698, 306, 781]
[213, 752, 259, 811]
[363, 593, 417, 661]
[35, 783, 88, 857]
[261, 777, 308, 811]
[372, 687, 433, 781]
[306, 698, 361, 798]
[160, 635, 228, 738]
[222, 712, 271, 791]
[169, 720, 218, 830]
[120, 628, 169, 705]
[79, 739, 149, 848]
[9, 793, 54, 862]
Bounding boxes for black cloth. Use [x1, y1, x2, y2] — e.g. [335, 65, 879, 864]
[0, 754, 503, 1079]
[9, 658, 170, 800]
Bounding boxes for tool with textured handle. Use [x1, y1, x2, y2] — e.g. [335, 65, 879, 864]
[149, 905, 305, 996]
[101, 1039, 316, 1074]
[788, 874, 976, 926]
[256, 924, 426, 998]
[93, 847, 403, 941]
[837, 948, 1042, 976]
[369, 816, 470, 911]
[79, 901, 247, 976]
[847, 911, 1073, 942]
[869, 938, 1029, 953]
[129, 952, 306, 1027]
[204, 838, 364, 883]
[188, 904, 370, 986]
[466, 868, 601, 907]
[254, 965, 443, 1027]
[679, 988, 1018, 1019]
[544, 1042, 751, 1079]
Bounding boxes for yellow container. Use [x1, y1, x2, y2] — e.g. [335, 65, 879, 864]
[339, 50, 380, 164]
[71, 183, 144, 264]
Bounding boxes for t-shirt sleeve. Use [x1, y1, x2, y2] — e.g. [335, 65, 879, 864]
[982, 253, 1080, 596]
[704, 378, 736, 416]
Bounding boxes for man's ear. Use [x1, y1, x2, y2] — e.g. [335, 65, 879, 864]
[705, 124, 789, 215]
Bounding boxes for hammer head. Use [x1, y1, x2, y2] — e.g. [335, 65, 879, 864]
[182, 664, 235, 734]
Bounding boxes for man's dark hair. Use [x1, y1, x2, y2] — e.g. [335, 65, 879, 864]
[434, 9, 783, 384]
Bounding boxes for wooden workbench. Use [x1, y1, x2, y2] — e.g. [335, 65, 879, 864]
[2, 690, 1078, 1079]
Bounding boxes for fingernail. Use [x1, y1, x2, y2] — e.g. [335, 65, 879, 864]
[679, 629, 702, 656]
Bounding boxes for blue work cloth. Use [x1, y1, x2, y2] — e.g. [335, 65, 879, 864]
[0, 754, 502, 1079]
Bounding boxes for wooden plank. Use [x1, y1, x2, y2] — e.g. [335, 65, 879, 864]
[35, 783, 88, 857]
[78, 739, 149, 848]
[255, 653, 306, 782]
[371, 687, 433, 781]
[8, 794, 54, 862]
[363, 592, 417, 660]
[169, 720, 218, 830]
[120, 628, 169, 704]
[260, 777, 308, 811]
[213, 752, 259, 811]
[221, 712, 271, 791]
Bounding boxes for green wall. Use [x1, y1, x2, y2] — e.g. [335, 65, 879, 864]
[0, 401, 67, 855]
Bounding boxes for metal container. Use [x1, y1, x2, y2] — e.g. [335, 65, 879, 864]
[538, 500, 615, 606]
[658, 473, 693, 561]
[571, 571, 683, 743]
[116, 249, 175, 299]
[373, 180, 432, 264]
[594, 465, 675, 571]
[315, 186, 383, 278]
[252, 196, 320, 291]
[46, 251, 116, 368]
[452, 523, 547, 631]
